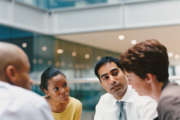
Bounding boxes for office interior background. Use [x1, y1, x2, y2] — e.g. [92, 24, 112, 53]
[1, 0, 180, 119]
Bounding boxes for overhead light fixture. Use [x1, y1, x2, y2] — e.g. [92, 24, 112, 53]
[72, 51, 77, 57]
[22, 42, 27, 48]
[118, 35, 125, 40]
[131, 40, 137, 45]
[85, 54, 90, 59]
[41, 46, 47, 52]
[57, 49, 64, 54]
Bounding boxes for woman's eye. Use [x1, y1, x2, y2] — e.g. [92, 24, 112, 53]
[63, 83, 67, 88]
[54, 87, 59, 91]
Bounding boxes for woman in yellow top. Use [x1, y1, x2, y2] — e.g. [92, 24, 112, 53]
[40, 67, 82, 120]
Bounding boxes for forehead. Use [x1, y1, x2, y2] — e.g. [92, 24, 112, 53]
[98, 62, 119, 75]
[48, 74, 66, 85]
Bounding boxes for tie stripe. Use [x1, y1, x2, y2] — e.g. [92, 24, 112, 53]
[116, 101, 127, 120]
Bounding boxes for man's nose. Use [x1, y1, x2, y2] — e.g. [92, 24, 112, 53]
[109, 75, 117, 85]
[59, 88, 66, 94]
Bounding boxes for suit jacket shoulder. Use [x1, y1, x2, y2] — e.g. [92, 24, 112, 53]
[158, 83, 180, 120]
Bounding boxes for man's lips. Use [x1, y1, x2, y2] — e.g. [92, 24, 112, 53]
[110, 85, 122, 92]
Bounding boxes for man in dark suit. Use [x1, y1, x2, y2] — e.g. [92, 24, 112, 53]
[120, 39, 180, 120]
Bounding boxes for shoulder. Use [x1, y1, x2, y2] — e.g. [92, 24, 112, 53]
[158, 84, 180, 120]
[100, 93, 115, 101]
[161, 83, 180, 98]
[1, 83, 50, 111]
[69, 97, 82, 108]
[159, 83, 180, 110]
[0, 83, 53, 120]
[11, 85, 47, 105]
[96, 93, 115, 108]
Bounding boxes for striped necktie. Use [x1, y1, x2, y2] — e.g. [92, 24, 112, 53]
[116, 101, 127, 120]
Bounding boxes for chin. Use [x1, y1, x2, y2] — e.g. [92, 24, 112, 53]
[61, 96, 69, 104]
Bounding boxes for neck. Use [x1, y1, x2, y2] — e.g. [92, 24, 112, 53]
[47, 98, 69, 113]
[114, 87, 127, 100]
[151, 81, 163, 101]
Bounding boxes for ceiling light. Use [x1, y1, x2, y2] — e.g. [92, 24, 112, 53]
[22, 42, 27, 48]
[57, 49, 64, 54]
[72, 51, 77, 57]
[85, 54, 90, 59]
[131, 40, 137, 45]
[41, 46, 47, 52]
[118, 35, 125, 40]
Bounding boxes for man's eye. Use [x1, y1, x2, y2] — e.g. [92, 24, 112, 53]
[102, 76, 109, 81]
[111, 70, 119, 76]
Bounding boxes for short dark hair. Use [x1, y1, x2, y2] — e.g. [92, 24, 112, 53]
[94, 56, 122, 79]
[40, 66, 65, 90]
[120, 39, 169, 84]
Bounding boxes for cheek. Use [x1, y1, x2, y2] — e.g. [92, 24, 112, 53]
[128, 80, 138, 88]
[66, 87, 70, 93]
[101, 82, 109, 91]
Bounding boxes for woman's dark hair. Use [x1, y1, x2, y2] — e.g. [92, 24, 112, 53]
[40, 66, 65, 90]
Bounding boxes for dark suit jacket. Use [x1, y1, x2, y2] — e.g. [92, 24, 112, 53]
[157, 83, 180, 120]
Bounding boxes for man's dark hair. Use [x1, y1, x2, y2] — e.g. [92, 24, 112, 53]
[120, 39, 169, 84]
[94, 56, 122, 79]
[40, 66, 65, 90]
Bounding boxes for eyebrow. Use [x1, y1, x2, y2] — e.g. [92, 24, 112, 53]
[110, 68, 119, 72]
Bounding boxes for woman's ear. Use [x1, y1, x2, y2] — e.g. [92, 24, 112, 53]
[43, 89, 50, 98]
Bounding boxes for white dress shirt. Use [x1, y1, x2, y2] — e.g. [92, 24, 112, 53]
[94, 85, 157, 120]
[0, 81, 54, 120]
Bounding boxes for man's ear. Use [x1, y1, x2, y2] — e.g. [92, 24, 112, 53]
[145, 73, 155, 84]
[5, 65, 17, 84]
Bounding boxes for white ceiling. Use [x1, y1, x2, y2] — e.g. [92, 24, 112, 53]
[56, 25, 180, 65]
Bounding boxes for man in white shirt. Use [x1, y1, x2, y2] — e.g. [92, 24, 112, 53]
[94, 56, 157, 120]
[0, 42, 54, 120]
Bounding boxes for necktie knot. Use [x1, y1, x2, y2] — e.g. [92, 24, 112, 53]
[116, 101, 125, 109]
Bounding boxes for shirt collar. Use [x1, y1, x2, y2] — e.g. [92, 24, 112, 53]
[114, 85, 135, 104]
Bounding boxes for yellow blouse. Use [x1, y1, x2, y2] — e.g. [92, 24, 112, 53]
[52, 97, 82, 120]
